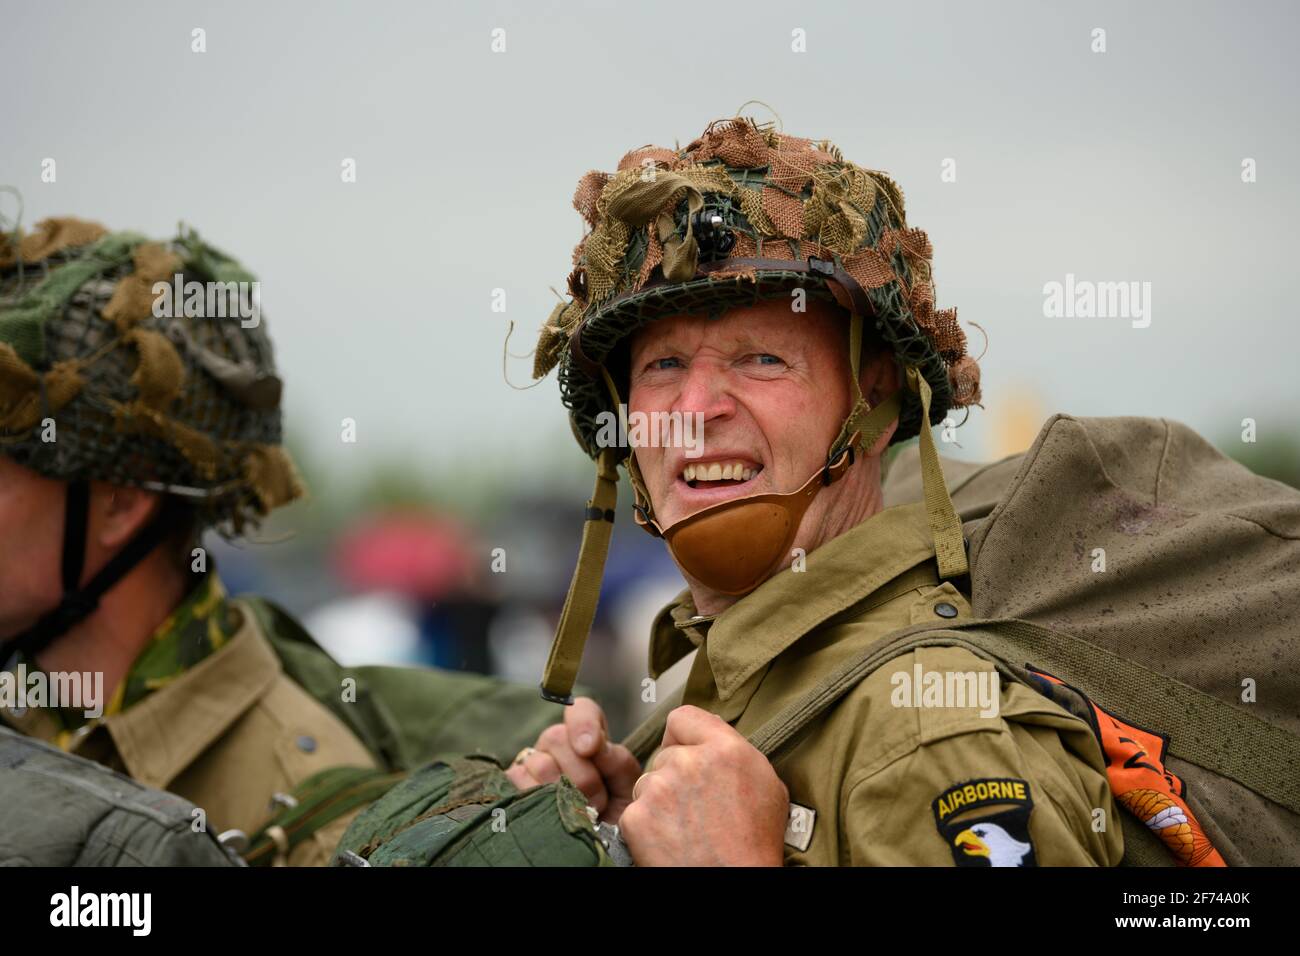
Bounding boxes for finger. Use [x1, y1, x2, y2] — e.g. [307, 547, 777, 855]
[594, 743, 643, 800]
[661, 704, 733, 749]
[565, 697, 608, 758]
[505, 763, 543, 791]
[631, 769, 660, 803]
[522, 748, 562, 785]
[536, 734, 608, 808]
[647, 744, 682, 773]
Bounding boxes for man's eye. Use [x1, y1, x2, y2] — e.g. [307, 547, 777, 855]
[754, 354, 783, 366]
[651, 357, 683, 370]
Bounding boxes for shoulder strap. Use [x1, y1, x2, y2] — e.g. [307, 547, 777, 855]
[621, 684, 687, 765]
[746, 617, 1300, 815]
[744, 619, 962, 757]
[618, 623, 1011, 763]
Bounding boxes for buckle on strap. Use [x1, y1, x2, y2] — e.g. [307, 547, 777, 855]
[821, 442, 856, 486]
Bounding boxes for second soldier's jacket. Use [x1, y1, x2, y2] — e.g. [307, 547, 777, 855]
[641, 500, 1125, 867]
[0, 573, 376, 866]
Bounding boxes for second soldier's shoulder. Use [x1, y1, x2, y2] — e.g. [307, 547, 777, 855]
[228, 612, 378, 774]
[175, 599, 378, 793]
[245, 669, 376, 762]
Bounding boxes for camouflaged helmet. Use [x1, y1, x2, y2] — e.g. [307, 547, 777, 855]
[0, 216, 303, 534]
[534, 114, 982, 459]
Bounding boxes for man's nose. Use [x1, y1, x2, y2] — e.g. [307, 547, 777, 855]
[675, 360, 735, 421]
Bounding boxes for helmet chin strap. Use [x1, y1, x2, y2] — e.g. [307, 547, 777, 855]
[539, 447, 620, 704]
[538, 312, 969, 704]
[0, 480, 182, 665]
[627, 402, 895, 595]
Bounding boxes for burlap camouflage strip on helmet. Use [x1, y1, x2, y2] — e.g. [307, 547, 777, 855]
[534, 116, 982, 459]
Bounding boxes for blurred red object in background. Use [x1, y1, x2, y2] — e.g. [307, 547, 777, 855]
[333, 512, 477, 601]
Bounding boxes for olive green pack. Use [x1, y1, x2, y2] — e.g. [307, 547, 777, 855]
[330, 756, 612, 867]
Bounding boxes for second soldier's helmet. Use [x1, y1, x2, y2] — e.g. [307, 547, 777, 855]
[0, 216, 302, 532]
[0, 215, 303, 658]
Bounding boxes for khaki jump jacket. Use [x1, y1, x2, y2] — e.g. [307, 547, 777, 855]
[646, 501, 1125, 867]
[1, 597, 375, 866]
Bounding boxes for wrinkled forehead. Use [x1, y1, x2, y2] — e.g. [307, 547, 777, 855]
[628, 296, 849, 359]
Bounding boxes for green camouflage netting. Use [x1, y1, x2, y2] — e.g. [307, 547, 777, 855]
[0, 216, 302, 533]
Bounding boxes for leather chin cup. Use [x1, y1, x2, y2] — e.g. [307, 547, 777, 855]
[634, 434, 860, 596]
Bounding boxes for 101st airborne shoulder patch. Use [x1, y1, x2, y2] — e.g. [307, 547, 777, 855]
[932, 778, 1037, 867]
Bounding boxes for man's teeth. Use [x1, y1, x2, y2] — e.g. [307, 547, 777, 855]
[682, 462, 757, 482]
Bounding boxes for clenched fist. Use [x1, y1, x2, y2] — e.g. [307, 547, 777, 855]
[618, 705, 789, 866]
[504, 696, 641, 823]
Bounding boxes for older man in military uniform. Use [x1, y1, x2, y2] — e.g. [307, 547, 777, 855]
[506, 116, 1125, 866]
[0, 217, 377, 865]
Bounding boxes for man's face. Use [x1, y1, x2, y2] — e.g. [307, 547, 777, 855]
[627, 297, 859, 533]
[0, 456, 68, 642]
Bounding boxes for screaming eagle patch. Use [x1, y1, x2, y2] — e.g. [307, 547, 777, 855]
[932, 778, 1037, 867]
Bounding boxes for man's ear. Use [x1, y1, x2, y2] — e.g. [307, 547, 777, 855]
[860, 351, 901, 458]
[91, 482, 162, 551]
[861, 349, 900, 407]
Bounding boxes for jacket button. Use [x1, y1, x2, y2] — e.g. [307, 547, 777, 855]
[296, 735, 317, 753]
[934, 602, 959, 619]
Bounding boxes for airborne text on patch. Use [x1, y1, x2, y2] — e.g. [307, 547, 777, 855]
[934, 778, 1028, 822]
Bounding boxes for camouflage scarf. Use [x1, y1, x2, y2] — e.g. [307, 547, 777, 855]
[43, 572, 241, 737]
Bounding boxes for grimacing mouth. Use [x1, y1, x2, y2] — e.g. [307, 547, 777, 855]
[679, 459, 764, 490]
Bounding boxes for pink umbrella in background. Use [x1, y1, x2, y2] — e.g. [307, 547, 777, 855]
[333, 511, 478, 602]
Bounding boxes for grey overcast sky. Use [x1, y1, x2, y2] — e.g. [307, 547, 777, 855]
[4, 0, 1297, 487]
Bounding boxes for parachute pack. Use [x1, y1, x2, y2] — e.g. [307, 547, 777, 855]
[864, 413, 1300, 865]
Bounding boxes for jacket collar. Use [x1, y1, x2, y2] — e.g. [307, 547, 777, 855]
[649, 501, 939, 700]
[102, 598, 281, 789]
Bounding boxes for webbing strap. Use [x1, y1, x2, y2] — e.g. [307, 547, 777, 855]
[622, 684, 688, 765]
[540, 447, 620, 703]
[905, 365, 968, 581]
[746, 617, 1300, 815]
[828, 316, 962, 580]
[244, 766, 405, 866]
[598, 365, 656, 526]
[845, 390, 902, 462]
[829, 312, 868, 455]
[829, 312, 901, 458]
